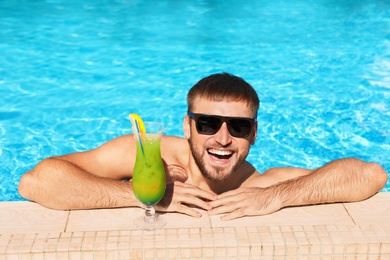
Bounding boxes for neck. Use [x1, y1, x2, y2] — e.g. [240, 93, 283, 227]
[187, 158, 243, 195]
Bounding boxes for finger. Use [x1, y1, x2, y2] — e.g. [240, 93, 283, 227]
[220, 210, 246, 221]
[175, 182, 218, 201]
[208, 201, 247, 220]
[170, 189, 213, 211]
[208, 193, 251, 215]
[175, 204, 203, 218]
[159, 182, 212, 208]
[208, 194, 236, 208]
[208, 198, 238, 215]
[182, 196, 213, 211]
[158, 182, 215, 212]
[156, 203, 203, 218]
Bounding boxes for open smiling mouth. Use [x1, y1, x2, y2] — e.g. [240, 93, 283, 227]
[207, 148, 233, 160]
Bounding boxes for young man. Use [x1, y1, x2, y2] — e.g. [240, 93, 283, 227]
[18, 73, 388, 220]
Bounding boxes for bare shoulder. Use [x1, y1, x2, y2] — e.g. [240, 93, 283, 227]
[161, 136, 189, 162]
[160, 136, 190, 182]
[161, 135, 187, 145]
[242, 166, 312, 188]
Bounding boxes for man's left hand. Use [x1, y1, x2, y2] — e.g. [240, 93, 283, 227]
[207, 187, 282, 220]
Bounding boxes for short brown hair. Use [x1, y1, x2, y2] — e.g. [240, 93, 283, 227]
[187, 72, 260, 117]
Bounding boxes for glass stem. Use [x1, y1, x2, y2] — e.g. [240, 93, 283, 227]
[144, 206, 156, 223]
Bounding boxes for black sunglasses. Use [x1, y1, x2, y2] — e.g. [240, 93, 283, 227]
[187, 112, 256, 138]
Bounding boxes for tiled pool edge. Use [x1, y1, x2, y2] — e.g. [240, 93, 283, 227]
[2, 225, 390, 259]
[1, 193, 390, 259]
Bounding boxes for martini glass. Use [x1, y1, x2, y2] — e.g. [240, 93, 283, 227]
[132, 122, 166, 230]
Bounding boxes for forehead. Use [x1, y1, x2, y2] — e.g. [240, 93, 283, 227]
[191, 98, 254, 118]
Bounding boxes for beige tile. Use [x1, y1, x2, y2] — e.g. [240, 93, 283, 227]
[210, 203, 354, 228]
[163, 210, 211, 229]
[1, 195, 390, 258]
[0, 202, 68, 234]
[344, 193, 390, 225]
[66, 207, 210, 232]
[66, 207, 140, 232]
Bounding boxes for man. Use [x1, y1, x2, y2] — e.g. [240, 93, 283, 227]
[18, 73, 388, 220]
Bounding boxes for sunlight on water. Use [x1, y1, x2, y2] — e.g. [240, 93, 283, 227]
[0, 0, 389, 200]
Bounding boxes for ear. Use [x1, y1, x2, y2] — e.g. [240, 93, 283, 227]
[250, 121, 258, 145]
[183, 115, 191, 139]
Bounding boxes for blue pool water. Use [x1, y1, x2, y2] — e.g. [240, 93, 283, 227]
[1, 0, 389, 201]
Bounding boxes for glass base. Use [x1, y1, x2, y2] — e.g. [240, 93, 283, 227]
[134, 214, 166, 231]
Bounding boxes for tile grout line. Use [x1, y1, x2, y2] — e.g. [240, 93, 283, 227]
[342, 203, 357, 226]
[63, 210, 71, 233]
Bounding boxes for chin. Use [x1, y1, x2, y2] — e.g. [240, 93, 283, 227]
[203, 168, 234, 183]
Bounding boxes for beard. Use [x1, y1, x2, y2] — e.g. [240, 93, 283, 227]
[188, 138, 248, 183]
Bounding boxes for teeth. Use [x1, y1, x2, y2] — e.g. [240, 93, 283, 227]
[208, 149, 232, 156]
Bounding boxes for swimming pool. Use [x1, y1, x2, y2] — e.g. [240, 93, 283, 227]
[1, 0, 389, 201]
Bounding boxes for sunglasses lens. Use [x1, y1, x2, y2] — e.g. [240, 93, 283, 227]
[189, 112, 254, 138]
[196, 116, 222, 135]
[227, 119, 253, 137]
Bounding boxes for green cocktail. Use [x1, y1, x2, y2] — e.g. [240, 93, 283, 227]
[131, 121, 166, 229]
[132, 129, 166, 206]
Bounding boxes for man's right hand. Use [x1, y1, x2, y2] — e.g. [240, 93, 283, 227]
[156, 181, 217, 218]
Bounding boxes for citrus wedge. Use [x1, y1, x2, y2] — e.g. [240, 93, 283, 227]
[129, 113, 146, 134]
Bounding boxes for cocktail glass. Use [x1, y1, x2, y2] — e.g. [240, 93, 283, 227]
[132, 122, 166, 230]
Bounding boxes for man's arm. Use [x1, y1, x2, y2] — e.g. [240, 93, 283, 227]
[18, 135, 141, 210]
[209, 158, 388, 220]
[19, 157, 141, 210]
[273, 159, 387, 205]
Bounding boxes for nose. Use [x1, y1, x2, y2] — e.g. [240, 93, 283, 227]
[214, 122, 232, 146]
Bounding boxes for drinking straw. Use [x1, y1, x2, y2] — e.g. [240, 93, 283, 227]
[129, 115, 145, 156]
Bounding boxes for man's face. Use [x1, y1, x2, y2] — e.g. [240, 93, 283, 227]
[184, 98, 257, 182]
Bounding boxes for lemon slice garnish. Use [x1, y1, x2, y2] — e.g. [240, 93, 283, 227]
[129, 113, 146, 134]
